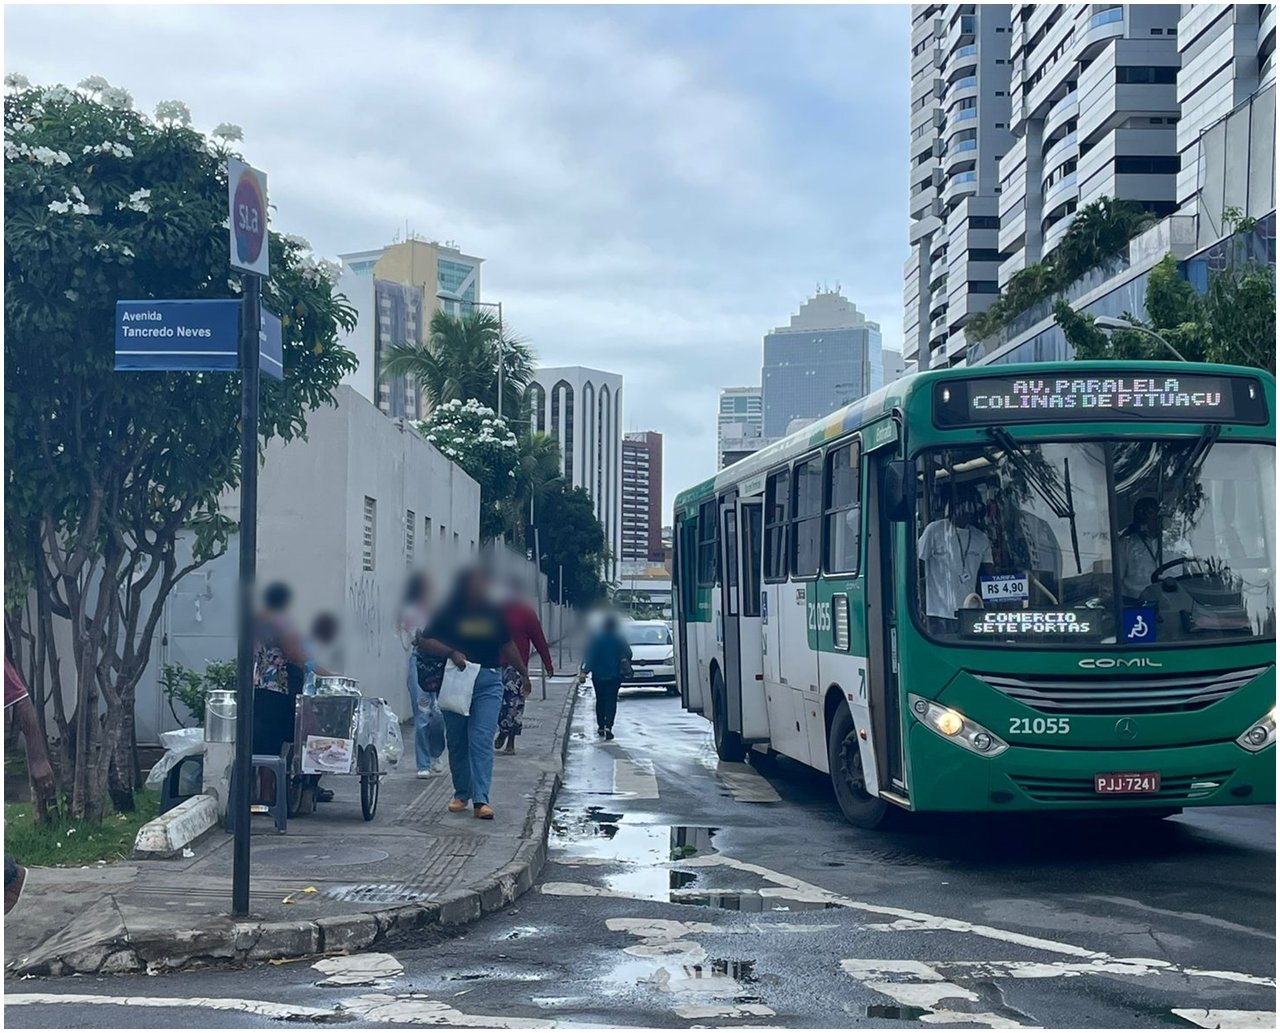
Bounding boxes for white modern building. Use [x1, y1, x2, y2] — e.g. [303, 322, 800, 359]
[1176, 4, 1277, 211]
[527, 365, 623, 578]
[998, 5, 1182, 293]
[717, 386, 763, 469]
[883, 349, 907, 384]
[335, 238, 485, 420]
[905, 4, 1013, 369]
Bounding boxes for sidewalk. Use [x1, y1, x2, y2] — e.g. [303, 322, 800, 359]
[6, 654, 581, 977]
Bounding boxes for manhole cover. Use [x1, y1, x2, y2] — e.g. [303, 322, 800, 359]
[254, 846, 390, 868]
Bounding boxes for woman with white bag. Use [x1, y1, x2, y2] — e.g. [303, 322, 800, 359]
[418, 568, 531, 820]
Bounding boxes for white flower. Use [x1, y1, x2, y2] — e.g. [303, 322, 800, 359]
[77, 76, 110, 93]
[228, 278, 242, 293]
[212, 122, 243, 142]
[99, 86, 133, 109]
[118, 188, 151, 213]
[4, 73, 30, 90]
[120, 246, 134, 258]
[84, 141, 132, 158]
[283, 233, 310, 249]
[64, 289, 79, 302]
[30, 146, 71, 167]
[153, 100, 191, 126]
[41, 85, 73, 104]
[70, 186, 84, 201]
[48, 200, 70, 214]
[93, 241, 109, 253]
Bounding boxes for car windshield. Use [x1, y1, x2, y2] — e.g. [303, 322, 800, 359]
[913, 438, 1275, 647]
[623, 623, 672, 646]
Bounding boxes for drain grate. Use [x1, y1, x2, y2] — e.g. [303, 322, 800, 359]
[322, 883, 437, 904]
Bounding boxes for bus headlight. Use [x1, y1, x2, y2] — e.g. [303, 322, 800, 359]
[909, 694, 1008, 757]
[1236, 708, 1276, 753]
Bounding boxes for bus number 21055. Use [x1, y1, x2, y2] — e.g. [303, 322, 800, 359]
[1009, 717, 1071, 734]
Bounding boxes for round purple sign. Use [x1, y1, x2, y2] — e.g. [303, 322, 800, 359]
[233, 171, 266, 265]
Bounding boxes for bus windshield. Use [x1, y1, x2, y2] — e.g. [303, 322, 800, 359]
[913, 438, 1275, 648]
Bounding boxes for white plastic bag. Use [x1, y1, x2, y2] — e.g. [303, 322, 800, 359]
[439, 661, 480, 717]
[145, 727, 205, 789]
[382, 702, 404, 765]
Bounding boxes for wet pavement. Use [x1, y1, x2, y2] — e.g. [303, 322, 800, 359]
[5, 683, 1276, 1028]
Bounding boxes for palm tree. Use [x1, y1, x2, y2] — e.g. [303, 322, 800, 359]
[507, 432, 563, 544]
[380, 309, 535, 419]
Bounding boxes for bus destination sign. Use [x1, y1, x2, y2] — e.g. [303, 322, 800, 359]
[934, 372, 1267, 427]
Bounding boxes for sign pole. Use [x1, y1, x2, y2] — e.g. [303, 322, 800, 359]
[232, 273, 261, 917]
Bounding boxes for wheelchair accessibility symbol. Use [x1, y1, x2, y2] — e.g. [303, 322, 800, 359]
[1122, 606, 1157, 643]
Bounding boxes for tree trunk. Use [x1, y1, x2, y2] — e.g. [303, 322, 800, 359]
[108, 705, 137, 812]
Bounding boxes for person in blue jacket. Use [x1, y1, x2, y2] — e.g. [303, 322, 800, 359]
[579, 613, 632, 741]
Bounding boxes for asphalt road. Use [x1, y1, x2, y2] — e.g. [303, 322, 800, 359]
[6, 683, 1275, 1029]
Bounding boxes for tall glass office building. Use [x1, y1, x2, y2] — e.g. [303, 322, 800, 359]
[761, 291, 883, 438]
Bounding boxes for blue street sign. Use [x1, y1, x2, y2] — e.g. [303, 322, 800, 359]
[260, 309, 283, 382]
[115, 299, 240, 372]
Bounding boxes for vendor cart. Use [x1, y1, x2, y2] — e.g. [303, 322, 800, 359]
[286, 677, 392, 820]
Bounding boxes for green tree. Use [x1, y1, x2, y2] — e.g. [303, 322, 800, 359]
[415, 399, 520, 541]
[536, 483, 610, 607]
[508, 432, 563, 544]
[1052, 252, 1275, 373]
[380, 308, 535, 422]
[3, 79, 357, 821]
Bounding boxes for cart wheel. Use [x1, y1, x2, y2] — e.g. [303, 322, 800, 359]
[360, 746, 380, 821]
[285, 748, 305, 818]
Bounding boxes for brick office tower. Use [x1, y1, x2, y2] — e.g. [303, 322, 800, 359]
[621, 432, 664, 564]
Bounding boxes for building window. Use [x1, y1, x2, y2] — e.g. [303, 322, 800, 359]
[697, 499, 718, 587]
[790, 456, 823, 579]
[362, 496, 377, 571]
[425, 516, 433, 552]
[824, 442, 861, 574]
[405, 509, 415, 565]
[1114, 155, 1180, 174]
[454, 532, 460, 555]
[1115, 65, 1178, 85]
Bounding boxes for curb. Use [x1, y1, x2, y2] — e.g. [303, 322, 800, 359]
[15, 679, 579, 977]
[133, 794, 219, 859]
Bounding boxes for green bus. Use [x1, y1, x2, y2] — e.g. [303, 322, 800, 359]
[672, 362, 1275, 827]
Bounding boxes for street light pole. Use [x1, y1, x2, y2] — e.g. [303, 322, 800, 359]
[1092, 315, 1188, 362]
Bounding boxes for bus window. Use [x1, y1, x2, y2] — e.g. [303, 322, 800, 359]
[764, 469, 789, 581]
[697, 499, 718, 586]
[791, 455, 823, 578]
[824, 441, 861, 574]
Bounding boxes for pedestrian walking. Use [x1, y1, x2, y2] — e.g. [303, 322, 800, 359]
[5, 653, 55, 917]
[400, 572, 446, 778]
[495, 580, 555, 755]
[580, 612, 632, 741]
[418, 568, 531, 820]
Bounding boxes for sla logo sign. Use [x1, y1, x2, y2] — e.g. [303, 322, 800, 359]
[228, 158, 269, 276]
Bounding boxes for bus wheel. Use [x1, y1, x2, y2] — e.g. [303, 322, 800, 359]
[711, 670, 744, 762]
[828, 704, 888, 829]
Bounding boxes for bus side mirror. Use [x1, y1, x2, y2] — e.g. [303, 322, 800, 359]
[882, 461, 914, 523]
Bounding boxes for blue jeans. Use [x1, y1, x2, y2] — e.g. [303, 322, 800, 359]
[407, 652, 446, 770]
[442, 667, 504, 806]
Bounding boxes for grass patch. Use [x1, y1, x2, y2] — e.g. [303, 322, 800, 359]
[5, 789, 161, 868]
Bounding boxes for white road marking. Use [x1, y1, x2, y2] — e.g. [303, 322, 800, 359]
[673, 1002, 776, 1019]
[542, 880, 629, 898]
[340, 992, 554, 1027]
[841, 959, 946, 982]
[612, 758, 659, 799]
[312, 952, 404, 986]
[606, 917, 732, 940]
[1172, 1009, 1277, 1029]
[714, 761, 782, 803]
[4, 993, 334, 1022]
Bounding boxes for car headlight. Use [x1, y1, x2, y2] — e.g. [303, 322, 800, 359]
[1236, 707, 1276, 753]
[662, 653, 674, 664]
[909, 694, 1008, 757]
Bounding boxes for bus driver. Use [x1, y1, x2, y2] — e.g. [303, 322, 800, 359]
[918, 487, 994, 635]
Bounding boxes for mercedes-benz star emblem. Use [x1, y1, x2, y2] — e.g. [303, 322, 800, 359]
[1115, 718, 1137, 740]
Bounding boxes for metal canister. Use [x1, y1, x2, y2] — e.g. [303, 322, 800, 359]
[204, 689, 237, 743]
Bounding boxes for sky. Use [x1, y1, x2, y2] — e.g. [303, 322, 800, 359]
[5, 4, 910, 516]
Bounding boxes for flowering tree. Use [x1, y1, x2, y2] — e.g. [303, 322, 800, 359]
[415, 399, 519, 541]
[4, 78, 357, 821]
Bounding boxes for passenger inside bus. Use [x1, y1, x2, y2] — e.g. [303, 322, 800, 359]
[917, 486, 994, 635]
[1117, 497, 1190, 606]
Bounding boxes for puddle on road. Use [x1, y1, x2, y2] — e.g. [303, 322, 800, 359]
[673, 890, 841, 913]
[866, 1004, 928, 1021]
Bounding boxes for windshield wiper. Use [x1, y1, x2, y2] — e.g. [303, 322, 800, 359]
[988, 428, 1083, 575]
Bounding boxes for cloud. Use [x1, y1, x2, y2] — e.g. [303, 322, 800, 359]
[5, 4, 908, 514]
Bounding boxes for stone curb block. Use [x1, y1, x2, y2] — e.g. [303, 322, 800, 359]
[18, 675, 579, 976]
[132, 794, 219, 859]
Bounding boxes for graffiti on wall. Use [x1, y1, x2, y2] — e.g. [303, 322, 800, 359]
[348, 574, 383, 658]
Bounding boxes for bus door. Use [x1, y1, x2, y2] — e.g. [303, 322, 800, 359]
[717, 492, 743, 731]
[867, 443, 905, 791]
[673, 513, 693, 710]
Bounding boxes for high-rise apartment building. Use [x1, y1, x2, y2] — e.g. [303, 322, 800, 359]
[998, 5, 1182, 289]
[717, 386, 763, 468]
[527, 366, 623, 577]
[621, 432, 663, 564]
[761, 291, 883, 437]
[1176, 4, 1277, 211]
[336, 238, 484, 419]
[905, 4, 1013, 369]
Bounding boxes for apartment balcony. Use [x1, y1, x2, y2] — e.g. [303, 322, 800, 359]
[947, 74, 978, 104]
[911, 43, 942, 78]
[911, 158, 941, 190]
[910, 129, 942, 161]
[1076, 6, 1125, 62]
[1042, 170, 1078, 217]
[943, 107, 978, 145]
[949, 43, 979, 75]
[1043, 89, 1078, 141]
[1041, 129, 1078, 176]
[1042, 207, 1076, 255]
[999, 202, 1027, 255]
[998, 248, 1028, 290]
[908, 213, 944, 245]
[942, 169, 979, 207]
[909, 182, 939, 219]
[943, 137, 978, 174]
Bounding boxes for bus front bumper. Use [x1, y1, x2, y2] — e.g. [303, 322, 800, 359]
[905, 725, 1275, 812]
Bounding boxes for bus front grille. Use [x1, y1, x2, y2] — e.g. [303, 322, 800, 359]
[977, 666, 1268, 715]
[1011, 771, 1235, 803]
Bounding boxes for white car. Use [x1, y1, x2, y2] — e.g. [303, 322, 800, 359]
[621, 620, 678, 695]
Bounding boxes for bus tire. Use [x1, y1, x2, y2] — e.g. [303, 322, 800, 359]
[828, 703, 888, 829]
[711, 670, 744, 762]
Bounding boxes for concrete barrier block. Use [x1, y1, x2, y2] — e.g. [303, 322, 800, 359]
[133, 794, 219, 859]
